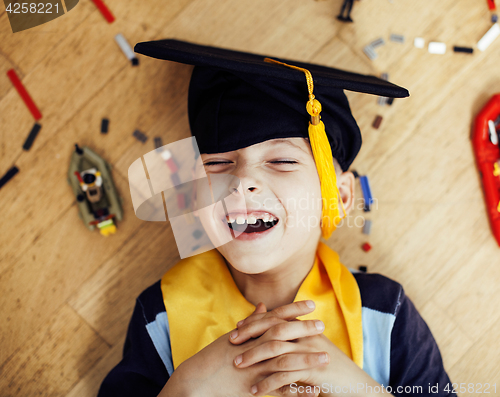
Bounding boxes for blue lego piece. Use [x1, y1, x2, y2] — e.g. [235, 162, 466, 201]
[359, 175, 373, 211]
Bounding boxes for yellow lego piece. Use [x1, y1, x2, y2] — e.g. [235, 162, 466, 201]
[100, 224, 117, 236]
[493, 162, 500, 177]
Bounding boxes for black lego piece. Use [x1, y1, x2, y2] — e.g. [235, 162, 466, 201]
[132, 58, 140, 66]
[358, 265, 368, 273]
[101, 118, 109, 134]
[133, 129, 148, 143]
[23, 122, 41, 151]
[453, 46, 474, 54]
[351, 170, 359, 179]
[0, 166, 19, 190]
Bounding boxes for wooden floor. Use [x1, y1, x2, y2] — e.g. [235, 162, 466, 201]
[1, 0, 500, 395]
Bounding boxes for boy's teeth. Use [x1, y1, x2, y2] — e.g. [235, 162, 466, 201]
[226, 213, 278, 224]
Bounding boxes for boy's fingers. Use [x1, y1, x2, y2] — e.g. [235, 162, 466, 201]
[238, 300, 316, 329]
[265, 320, 325, 343]
[232, 319, 324, 347]
[230, 316, 287, 344]
[251, 369, 318, 397]
[237, 302, 267, 327]
[268, 301, 316, 322]
[234, 330, 326, 368]
[269, 384, 319, 397]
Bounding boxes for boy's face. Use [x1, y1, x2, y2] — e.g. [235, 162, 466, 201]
[194, 138, 324, 275]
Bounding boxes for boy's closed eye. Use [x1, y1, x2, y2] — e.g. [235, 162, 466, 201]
[202, 159, 300, 172]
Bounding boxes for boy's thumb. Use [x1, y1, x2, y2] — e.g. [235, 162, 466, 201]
[254, 302, 267, 314]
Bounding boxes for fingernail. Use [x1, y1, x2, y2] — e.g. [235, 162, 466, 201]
[319, 353, 329, 364]
[306, 300, 315, 309]
[230, 330, 238, 339]
[237, 320, 244, 327]
[234, 355, 242, 365]
[315, 320, 325, 331]
[251, 385, 258, 395]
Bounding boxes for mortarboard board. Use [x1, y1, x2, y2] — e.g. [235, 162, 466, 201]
[134, 39, 409, 239]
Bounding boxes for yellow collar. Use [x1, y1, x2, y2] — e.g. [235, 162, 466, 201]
[161, 241, 363, 376]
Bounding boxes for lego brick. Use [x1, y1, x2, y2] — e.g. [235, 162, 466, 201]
[177, 193, 186, 210]
[351, 170, 359, 179]
[488, 120, 498, 144]
[372, 115, 383, 129]
[359, 175, 373, 210]
[101, 118, 109, 134]
[428, 42, 446, 54]
[22, 122, 41, 151]
[487, 0, 496, 11]
[132, 129, 147, 143]
[154, 137, 163, 149]
[363, 45, 377, 60]
[6, 69, 42, 121]
[377, 74, 389, 105]
[414, 37, 425, 48]
[387, 97, 395, 106]
[362, 219, 372, 235]
[115, 33, 139, 66]
[361, 242, 372, 252]
[390, 34, 405, 44]
[370, 37, 386, 49]
[160, 149, 179, 173]
[358, 265, 368, 272]
[171, 173, 182, 189]
[193, 229, 203, 239]
[453, 46, 474, 54]
[492, 14, 499, 23]
[90, 0, 115, 23]
[377, 96, 387, 106]
[0, 166, 19, 190]
[477, 23, 500, 51]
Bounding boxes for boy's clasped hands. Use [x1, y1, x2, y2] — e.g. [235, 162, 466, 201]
[171, 300, 381, 397]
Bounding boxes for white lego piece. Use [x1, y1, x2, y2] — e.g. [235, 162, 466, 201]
[390, 34, 405, 44]
[363, 219, 372, 235]
[428, 41, 446, 54]
[477, 23, 500, 51]
[414, 37, 425, 48]
[488, 120, 498, 145]
[370, 37, 386, 48]
[115, 33, 137, 62]
[363, 45, 377, 60]
[160, 149, 173, 161]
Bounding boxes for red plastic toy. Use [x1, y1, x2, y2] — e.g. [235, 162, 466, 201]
[472, 94, 500, 247]
[361, 242, 372, 252]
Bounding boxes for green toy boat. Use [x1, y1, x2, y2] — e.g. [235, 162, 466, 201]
[67, 144, 123, 236]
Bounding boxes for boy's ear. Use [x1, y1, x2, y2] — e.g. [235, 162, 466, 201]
[337, 171, 355, 214]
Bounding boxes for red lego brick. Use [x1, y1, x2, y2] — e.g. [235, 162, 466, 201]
[362, 242, 372, 252]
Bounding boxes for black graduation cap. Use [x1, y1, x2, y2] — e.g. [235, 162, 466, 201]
[134, 39, 409, 239]
[134, 39, 408, 171]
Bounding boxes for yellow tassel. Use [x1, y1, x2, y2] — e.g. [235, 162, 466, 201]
[264, 58, 346, 239]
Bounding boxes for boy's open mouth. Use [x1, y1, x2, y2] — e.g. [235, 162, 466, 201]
[225, 213, 279, 233]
